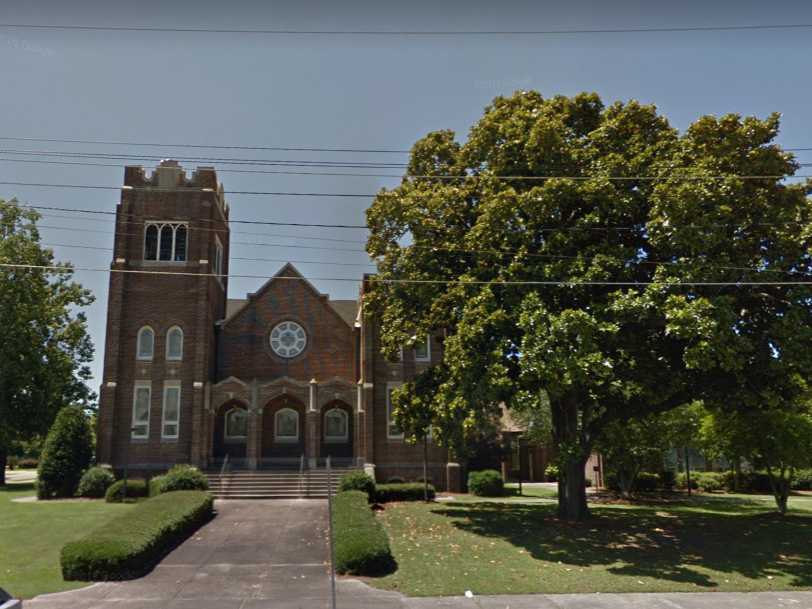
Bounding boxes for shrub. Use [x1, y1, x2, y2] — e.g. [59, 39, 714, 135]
[149, 475, 167, 497]
[18, 457, 39, 469]
[61, 491, 214, 580]
[156, 465, 209, 493]
[37, 406, 94, 499]
[544, 464, 559, 482]
[339, 471, 376, 501]
[676, 472, 699, 490]
[7, 455, 19, 470]
[694, 472, 726, 493]
[76, 467, 116, 498]
[584, 478, 593, 488]
[332, 491, 395, 575]
[739, 471, 773, 493]
[659, 470, 677, 491]
[105, 479, 148, 503]
[375, 483, 436, 502]
[385, 476, 406, 484]
[635, 472, 659, 493]
[468, 469, 504, 497]
[792, 469, 812, 491]
[605, 471, 620, 492]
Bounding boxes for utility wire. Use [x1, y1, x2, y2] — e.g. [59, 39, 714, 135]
[30, 224, 812, 278]
[2, 155, 811, 181]
[1, 22, 812, 35]
[2, 134, 810, 153]
[2, 263, 810, 287]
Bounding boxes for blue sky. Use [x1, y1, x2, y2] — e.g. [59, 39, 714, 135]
[1, 0, 811, 385]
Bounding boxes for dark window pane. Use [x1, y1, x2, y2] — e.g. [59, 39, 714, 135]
[159, 225, 173, 261]
[174, 226, 187, 261]
[144, 225, 158, 260]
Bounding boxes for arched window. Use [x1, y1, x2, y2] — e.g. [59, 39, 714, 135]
[174, 226, 187, 261]
[166, 326, 183, 361]
[159, 225, 174, 260]
[224, 408, 248, 441]
[137, 326, 154, 360]
[275, 408, 299, 442]
[144, 225, 159, 260]
[324, 408, 348, 442]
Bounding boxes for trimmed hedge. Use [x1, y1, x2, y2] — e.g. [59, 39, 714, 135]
[149, 475, 167, 498]
[339, 471, 376, 501]
[375, 482, 435, 503]
[76, 467, 116, 498]
[105, 479, 148, 503]
[152, 465, 209, 495]
[332, 491, 395, 575]
[793, 469, 812, 491]
[61, 490, 213, 581]
[468, 469, 504, 497]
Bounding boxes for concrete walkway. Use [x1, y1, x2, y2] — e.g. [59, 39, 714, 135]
[27, 500, 333, 609]
[25, 498, 812, 609]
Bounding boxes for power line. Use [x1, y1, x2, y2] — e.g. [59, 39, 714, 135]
[3, 155, 811, 181]
[40, 242, 377, 268]
[2, 172, 809, 198]
[31, 223, 811, 278]
[1, 22, 812, 36]
[2, 263, 809, 287]
[0, 136, 410, 154]
[2, 135, 811, 154]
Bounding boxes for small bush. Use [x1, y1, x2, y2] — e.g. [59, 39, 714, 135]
[739, 471, 773, 493]
[332, 491, 395, 575]
[18, 457, 39, 469]
[694, 472, 726, 493]
[468, 469, 504, 497]
[676, 472, 699, 490]
[76, 467, 116, 498]
[7, 455, 19, 470]
[659, 470, 677, 491]
[792, 469, 812, 491]
[157, 465, 209, 493]
[375, 482, 436, 502]
[584, 478, 593, 488]
[339, 471, 376, 501]
[149, 475, 167, 497]
[105, 479, 148, 503]
[61, 491, 214, 580]
[544, 464, 559, 482]
[385, 476, 406, 484]
[635, 472, 659, 492]
[37, 407, 95, 499]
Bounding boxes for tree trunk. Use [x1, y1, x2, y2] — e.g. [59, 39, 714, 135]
[767, 467, 790, 515]
[422, 435, 429, 503]
[558, 457, 589, 521]
[0, 448, 6, 486]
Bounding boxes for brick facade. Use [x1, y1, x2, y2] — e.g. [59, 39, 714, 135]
[97, 161, 453, 488]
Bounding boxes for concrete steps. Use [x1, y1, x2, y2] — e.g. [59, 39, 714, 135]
[207, 468, 358, 499]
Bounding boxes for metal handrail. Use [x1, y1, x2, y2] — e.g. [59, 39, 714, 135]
[219, 454, 230, 498]
[299, 453, 305, 499]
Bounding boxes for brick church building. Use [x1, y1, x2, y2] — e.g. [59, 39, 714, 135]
[96, 161, 455, 487]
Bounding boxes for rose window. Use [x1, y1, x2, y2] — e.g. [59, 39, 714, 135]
[270, 321, 307, 358]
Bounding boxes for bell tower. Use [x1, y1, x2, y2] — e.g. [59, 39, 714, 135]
[97, 160, 230, 471]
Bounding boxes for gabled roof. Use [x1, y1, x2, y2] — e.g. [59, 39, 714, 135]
[221, 263, 357, 328]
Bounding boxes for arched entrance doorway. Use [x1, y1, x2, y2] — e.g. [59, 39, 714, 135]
[213, 401, 249, 462]
[262, 394, 306, 464]
[320, 400, 353, 462]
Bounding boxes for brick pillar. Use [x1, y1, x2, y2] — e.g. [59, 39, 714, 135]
[97, 382, 117, 465]
[446, 462, 462, 493]
[190, 381, 205, 468]
[246, 380, 259, 469]
[307, 379, 319, 467]
[354, 380, 365, 467]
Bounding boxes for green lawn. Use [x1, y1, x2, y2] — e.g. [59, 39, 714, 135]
[0, 478, 136, 599]
[371, 493, 812, 596]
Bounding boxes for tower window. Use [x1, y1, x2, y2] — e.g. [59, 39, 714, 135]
[166, 326, 183, 360]
[144, 222, 188, 262]
[137, 326, 154, 360]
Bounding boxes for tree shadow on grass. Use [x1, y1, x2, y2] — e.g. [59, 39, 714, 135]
[432, 500, 812, 589]
[0, 481, 36, 495]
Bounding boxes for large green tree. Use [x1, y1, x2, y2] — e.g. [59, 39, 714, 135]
[366, 91, 811, 521]
[0, 200, 94, 484]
